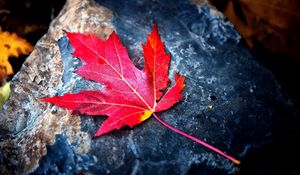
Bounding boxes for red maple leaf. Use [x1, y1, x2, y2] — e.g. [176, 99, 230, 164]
[42, 24, 240, 164]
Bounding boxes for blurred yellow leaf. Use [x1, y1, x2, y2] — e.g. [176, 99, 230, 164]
[0, 27, 33, 80]
[0, 82, 11, 107]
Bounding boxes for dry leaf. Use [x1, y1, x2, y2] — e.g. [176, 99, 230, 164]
[0, 27, 33, 81]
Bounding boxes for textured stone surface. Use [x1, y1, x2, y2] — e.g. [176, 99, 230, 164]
[0, 0, 294, 174]
[0, 0, 113, 174]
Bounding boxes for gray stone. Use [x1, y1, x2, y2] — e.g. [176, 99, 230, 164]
[0, 0, 293, 174]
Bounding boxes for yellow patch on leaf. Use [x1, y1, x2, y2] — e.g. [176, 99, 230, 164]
[140, 110, 153, 122]
[0, 27, 33, 80]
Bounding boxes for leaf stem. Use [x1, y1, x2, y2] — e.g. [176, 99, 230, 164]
[152, 113, 241, 165]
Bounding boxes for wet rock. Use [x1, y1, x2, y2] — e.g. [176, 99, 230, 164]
[0, 0, 293, 174]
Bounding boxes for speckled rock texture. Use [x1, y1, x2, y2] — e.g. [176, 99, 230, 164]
[0, 0, 293, 174]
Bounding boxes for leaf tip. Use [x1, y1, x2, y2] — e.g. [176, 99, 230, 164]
[174, 73, 186, 88]
[151, 22, 159, 36]
[40, 97, 53, 103]
[110, 31, 118, 39]
[93, 131, 104, 138]
[65, 31, 74, 38]
[92, 134, 100, 139]
[94, 126, 110, 138]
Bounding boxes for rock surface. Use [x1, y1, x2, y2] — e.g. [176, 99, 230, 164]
[0, 0, 293, 174]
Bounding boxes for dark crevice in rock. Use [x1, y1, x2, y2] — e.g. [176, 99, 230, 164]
[31, 134, 96, 175]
